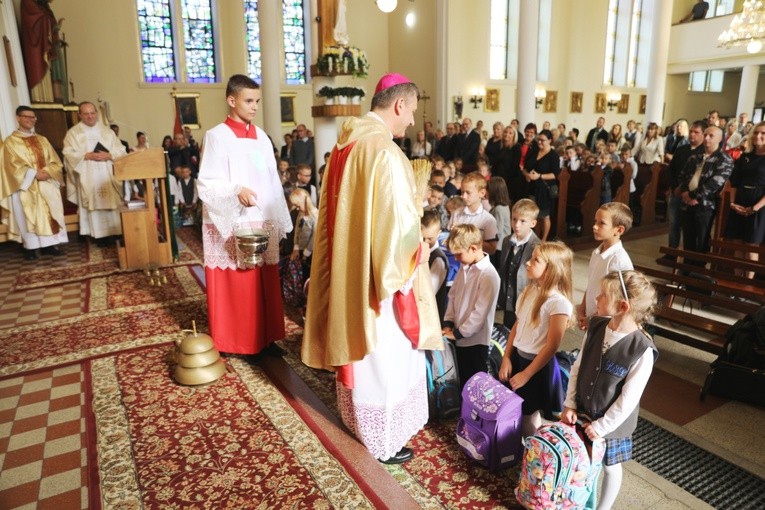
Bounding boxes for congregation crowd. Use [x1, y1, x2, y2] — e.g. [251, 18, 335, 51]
[2, 71, 764, 509]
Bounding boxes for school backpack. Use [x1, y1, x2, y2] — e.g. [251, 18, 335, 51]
[280, 258, 306, 308]
[456, 372, 524, 471]
[515, 422, 605, 510]
[425, 337, 461, 420]
[487, 323, 510, 379]
[438, 231, 461, 286]
[700, 306, 765, 407]
[555, 348, 580, 395]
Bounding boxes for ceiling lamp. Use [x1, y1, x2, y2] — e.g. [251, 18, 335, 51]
[376, 0, 397, 13]
[718, 0, 765, 54]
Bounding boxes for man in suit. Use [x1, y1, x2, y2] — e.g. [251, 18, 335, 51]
[585, 117, 609, 151]
[289, 123, 315, 168]
[437, 122, 457, 161]
[456, 117, 480, 169]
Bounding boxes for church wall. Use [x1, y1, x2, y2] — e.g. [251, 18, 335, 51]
[664, 71, 741, 123]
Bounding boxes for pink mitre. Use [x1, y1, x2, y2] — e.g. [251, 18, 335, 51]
[374, 73, 412, 94]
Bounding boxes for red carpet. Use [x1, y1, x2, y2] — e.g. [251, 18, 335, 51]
[89, 346, 377, 509]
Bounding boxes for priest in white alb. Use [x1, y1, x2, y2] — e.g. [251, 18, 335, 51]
[62, 101, 126, 246]
[0, 106, 68, 260]
[302, 73, 442, 464]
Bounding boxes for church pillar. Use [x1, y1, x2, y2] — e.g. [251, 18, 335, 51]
[259, 0, 282, 141]
[737, 64, 760, 120]
[644, 0, 673, 126]
[436, 1, 448, 129]
[517, 0, 539, 126]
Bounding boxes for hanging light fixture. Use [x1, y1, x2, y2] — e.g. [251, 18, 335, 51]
[376, 0, 397, 13]
[718, 0, 765, 54]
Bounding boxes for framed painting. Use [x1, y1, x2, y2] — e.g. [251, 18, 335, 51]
[594, 93, 607, 114]
[570, 91, 583, 113]
[484, 88, 500, 113]
[173, 93, 201, 129]
[618, 94, 629, 114]
[639, 94, 647, 114]
[543, 90, 558, 113]
[281, 93, 296, 126]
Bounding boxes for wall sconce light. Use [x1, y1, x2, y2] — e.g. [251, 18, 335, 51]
[534, 87, 546, 109]
[607, 92, 621, 111]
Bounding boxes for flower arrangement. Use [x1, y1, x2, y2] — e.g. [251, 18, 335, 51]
[317, 45, 369, 78]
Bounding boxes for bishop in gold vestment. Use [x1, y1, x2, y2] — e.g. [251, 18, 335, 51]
[302, 75, 441, 462]
[0, 106, 67, 257]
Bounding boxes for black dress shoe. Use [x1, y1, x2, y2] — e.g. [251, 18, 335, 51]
[263, 343, 287, 357]
[23, 249, 39, 261]
[41, 246, 64, 256]
[379, 447, 414, 465]
[95, 237, 110, 247]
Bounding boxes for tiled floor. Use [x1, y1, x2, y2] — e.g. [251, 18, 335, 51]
[0, 364, 87, 509]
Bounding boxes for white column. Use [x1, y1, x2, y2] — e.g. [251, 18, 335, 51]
[644, 0, 673, 126]
[312, 76, 337, 162]
[737, 64, 760, 120]
[259, 0, 282, 141]
[517, 0, 539, 126]
[436, 1, 448, 129]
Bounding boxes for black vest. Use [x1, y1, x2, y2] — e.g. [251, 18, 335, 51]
[502, 242, 526, 311]
[429, 247, 449, 322]
[180, 178, 195, 204]
[575, 316, 657, 439]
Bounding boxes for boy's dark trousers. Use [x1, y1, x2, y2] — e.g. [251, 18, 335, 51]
[455, 344, 489, 390]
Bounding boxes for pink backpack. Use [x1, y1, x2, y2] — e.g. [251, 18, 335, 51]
[515, 422, 605, 510]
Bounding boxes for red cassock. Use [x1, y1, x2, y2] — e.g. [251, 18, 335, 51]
[197, 117, 293, 354]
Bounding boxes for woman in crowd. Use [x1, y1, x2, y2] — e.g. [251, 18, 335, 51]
[608, 123, 624, 151]
[411, 130, 432, 159]
[485, 122, 504, 167]
[161, 135, 173, 151]
[132, 131, 150, 152]
[724, 122, 765, 276]
[637, 122, 664, 164]
[493, 126, 523, 203]
[725, 121, 743, 151]
[524, 129, 560, 241]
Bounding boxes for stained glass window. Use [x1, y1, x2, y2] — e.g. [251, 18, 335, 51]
[137, 0, 176, 83]
[181, 0, 217, 83]
[603, 0, 654, 87]
[244, 0, 261, 81]
[282, 0, 307, 85]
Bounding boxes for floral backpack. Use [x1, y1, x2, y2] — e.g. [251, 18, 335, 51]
[515, 422, 605, 510]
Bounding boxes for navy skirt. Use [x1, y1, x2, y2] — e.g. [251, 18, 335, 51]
[509, 348, 564, 420]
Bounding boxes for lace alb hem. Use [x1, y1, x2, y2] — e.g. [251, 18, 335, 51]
[337, 377, 429, 460]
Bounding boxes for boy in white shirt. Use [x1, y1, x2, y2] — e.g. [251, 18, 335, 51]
[443, 224, 501, 388]
[421, 210, 449, 322]
[448, 172, 498, 255]
[577, 202, 634, 329]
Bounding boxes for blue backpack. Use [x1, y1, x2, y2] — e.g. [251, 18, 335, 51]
[425, 337, 461, 420]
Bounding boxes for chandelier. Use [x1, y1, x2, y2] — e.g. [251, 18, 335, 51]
[718, 0, 765, 53]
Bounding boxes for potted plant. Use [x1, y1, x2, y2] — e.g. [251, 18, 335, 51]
[335, 86, 351, 104]
[348, 87, 366, 104]
[317, 86, 336, 105]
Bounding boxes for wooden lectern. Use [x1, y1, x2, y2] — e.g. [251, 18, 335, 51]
[113, 148, 173, 270]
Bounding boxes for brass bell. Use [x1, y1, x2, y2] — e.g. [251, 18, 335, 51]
[173, 323, 226, 386]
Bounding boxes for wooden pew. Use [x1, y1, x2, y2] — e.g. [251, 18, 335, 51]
[712, 181, 732, 241]
[555, 166, 603, 239]
[654, 163, 670, 222]
[611, 166, 631, 205]
[634, 163, 661, 226]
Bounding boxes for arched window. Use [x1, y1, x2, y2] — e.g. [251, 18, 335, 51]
[244, 0, 261, 81]
[283, 0, 307, 85]
[137, 0, 218, 83]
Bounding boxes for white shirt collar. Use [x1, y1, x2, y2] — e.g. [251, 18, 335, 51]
[510, 230, 533, 245]
[597, 240, 623, 258]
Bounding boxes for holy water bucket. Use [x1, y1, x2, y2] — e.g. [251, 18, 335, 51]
[233, 206, 273, 269]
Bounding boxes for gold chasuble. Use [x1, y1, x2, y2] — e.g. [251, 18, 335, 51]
[0, 131, 65, 241]
[302, 115, 442, 372]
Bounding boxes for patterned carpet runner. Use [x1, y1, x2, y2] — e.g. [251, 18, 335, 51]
[90, 346, 376, 509]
